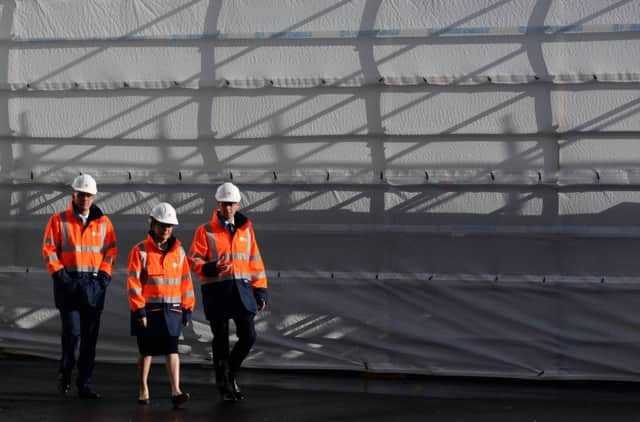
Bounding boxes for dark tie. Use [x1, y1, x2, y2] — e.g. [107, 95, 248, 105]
[225, 222, 235, 234]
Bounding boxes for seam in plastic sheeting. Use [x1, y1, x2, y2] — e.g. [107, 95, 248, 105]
[3, 73, 640, 91]
[0, 267, 637, 284]
[3, 219, 640, 239]
[7, 23, 640, 42]
[5, 168, 640, 187]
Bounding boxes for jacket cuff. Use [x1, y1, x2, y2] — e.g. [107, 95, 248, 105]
[201, 261, 218, 277]
[53, 269, 70, 284]
[182, 308, 193, 325]
[254, 288, 268, 304]
[134, 308, 146, 318]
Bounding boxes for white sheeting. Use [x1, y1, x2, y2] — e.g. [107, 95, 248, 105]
[2, 0, 640, 380]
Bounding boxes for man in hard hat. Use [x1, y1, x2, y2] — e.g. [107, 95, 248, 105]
[127, 202, 195, 408]
[42, 174, 118, 399]
[188, 182, 268, 401]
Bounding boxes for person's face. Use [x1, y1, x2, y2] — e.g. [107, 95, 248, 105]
[151, 221, 174, 244]
[72, 191, 94, 214]
[217, 201, 240, 221]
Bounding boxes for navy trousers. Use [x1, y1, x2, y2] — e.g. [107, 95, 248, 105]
[210, 312, 256, 372]
[58, 307, 101, 390]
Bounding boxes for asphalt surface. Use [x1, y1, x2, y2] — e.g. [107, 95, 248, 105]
[2, 356, 640, 421]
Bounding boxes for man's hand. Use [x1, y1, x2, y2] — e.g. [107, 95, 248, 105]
[139, 317, 147, 328]
[216, 258, 232, 274]
[202, 258, 233, 276]
[257, 299, 266, 312]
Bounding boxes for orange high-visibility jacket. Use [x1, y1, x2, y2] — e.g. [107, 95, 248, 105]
[188, 211, 267, 289]
[42, 202, 117, 276]
[127, 235, 195, 314]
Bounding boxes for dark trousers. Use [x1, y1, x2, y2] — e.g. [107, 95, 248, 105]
[58, 307, 101, 389]
[210, 312, 256, 373]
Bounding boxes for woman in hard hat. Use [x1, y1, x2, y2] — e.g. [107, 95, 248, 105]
[126, 202, 195, 408]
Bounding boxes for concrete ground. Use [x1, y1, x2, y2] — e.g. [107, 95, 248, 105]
[2, 356, 640, 421]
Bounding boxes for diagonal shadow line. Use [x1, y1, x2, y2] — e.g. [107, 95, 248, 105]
[18, 0, 627, 142]
[387, 190, 456, 213]
[284, 189, 358, 212]
[109, 99, 194, 139]
[580, 102, 640, 133]
[383, 137, 551, 171]
[385, 179, 535, 214]
[19, 0, 354, 88]
[101, 191, 164, 216]
[382, 138, 550, 170]
[220, 44, 525, 149]
[280, 314, 337, 337]
[208, 0, 637, 177]
[18, 0, 624, 201]
[10, 3, 213, 181]
[567, 97, 640, 133]
[164, 194, 206, 213]
[562, 160, 640, 169]
[216, 138, 334, 167]
[25, 2, 527, 173]
[443, 92, 529, 135]
[35, 98, 195, 180]
[25, 96, 185, 178]
[347, 47, 528, 138]
[327, 191, 370, 212]
[281, 141, 334, 165]
[219, 5, 529, 142]
[546, 0, 635, 34]
[26, 0, 202, 86]
[10, 191, 67, 214]
[222, 94, 355, 139]
[489, 192, 537, 216]
[240, 191, 279, 214]
[212, 0, 353, 71]
[427, 0, 515, 38]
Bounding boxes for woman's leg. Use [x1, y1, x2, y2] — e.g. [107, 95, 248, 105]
[165, 353, 181, 396]
[137, 354, 152, 399]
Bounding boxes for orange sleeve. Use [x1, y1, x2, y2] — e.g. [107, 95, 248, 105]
[126, 245, 145, 312]
[42, 214, 64, 275]
[188, 225, 209, 279]
[180, 247, 196, 311]
[248, 226, 268, 289]
[99, 217, 118, 276]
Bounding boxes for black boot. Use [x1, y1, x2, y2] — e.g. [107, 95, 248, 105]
[229, 371, 244, 401]
[56, 372, 71, 397]
[215, 361, 235, 402]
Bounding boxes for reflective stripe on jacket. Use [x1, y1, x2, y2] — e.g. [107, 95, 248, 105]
[42, 202, 117, 276]
[127, 234, 196, 314]
[188, 211, 268, 289]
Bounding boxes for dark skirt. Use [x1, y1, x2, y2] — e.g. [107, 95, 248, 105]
[136, 335, 179, 356]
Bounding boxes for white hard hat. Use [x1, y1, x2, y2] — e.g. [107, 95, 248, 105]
[71, 174, 98, 195]
[149, 202, 179, 225]
[215, 182, 241, 203]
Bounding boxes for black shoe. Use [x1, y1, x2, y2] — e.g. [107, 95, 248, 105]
[78, 388, 101, 399]
[219, 388, 236, 402]
[56, 375, 71, 396]
[215, 360, 236, 402]
[137, 398, 151, 405]
[171, 392, 190, 408]
[229, 374, 244, 401]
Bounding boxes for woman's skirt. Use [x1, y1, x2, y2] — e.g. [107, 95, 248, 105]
[136, 335, 179, 356]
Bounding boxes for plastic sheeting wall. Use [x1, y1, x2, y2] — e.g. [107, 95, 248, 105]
[2, 0, 640, 380]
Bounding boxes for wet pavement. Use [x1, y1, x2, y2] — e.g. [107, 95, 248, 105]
[2, 356, 640, 421]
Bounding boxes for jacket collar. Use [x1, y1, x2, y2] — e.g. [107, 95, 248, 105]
[145, 232, 179, 253]
[212, 210, 248, 229]
[67, 201, 104, 224]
